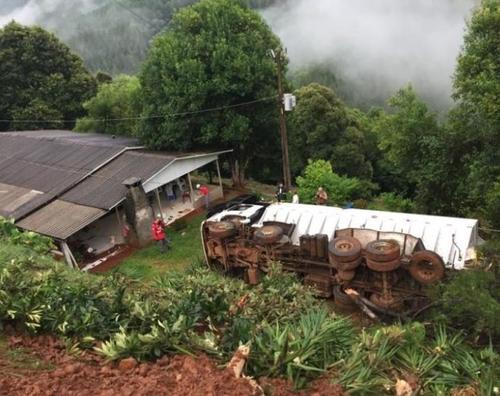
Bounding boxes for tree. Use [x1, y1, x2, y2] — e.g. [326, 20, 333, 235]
[295, 160, 367, 206]
[75, 75, 141, 136]
[0, 22, 96, 131]
[451, 0, 500, 219]
[288, 83, 374, 180]
[373, 86, 464, 214]
[139, 0, 282, 186]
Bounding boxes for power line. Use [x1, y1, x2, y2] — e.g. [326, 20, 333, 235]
[0, 96, 277, 124]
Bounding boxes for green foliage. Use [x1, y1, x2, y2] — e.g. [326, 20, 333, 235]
[288, 83, 374, 180]
[372, 85, 462, 215]
[333, 323, 499, 396]
[75, 75, 141, 136]
[1, 225, 499, 391]
[0, 22, 96, 131]
[483, 181, 500, 229]
[454, 0, 500, 130]
[250, 309, 355, 388]
[296, 160, 369, 205]
[0, 217, 54, 254]
[427, 270, 500, 342]
[368, 192, 416, 213]
[139, 0, 282, 185]
[446, 0, 500, 221]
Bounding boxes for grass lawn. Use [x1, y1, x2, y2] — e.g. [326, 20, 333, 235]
[116, 213, 205, 281]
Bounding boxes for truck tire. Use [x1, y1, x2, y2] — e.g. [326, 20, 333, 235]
[337, 269, 356, 281]
[365, 239, 400, 262]
[333, 285, 358, 311]
[328, 237, 362, 263]
[366, 257, 400, 272]
[409, 250, 445, 284]
[207, 221, 237, 239]
[254, 225, 283, 245]
[331, 256, 362, 271]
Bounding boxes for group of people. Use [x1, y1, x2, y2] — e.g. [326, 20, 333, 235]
[275, 183, 328, 205]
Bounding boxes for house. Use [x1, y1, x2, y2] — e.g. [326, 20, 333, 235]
[0, 130, 231, 267]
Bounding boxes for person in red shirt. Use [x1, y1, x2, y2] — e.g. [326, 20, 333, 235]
[197, 184, 210, 209]
[151, 214, 169, 252]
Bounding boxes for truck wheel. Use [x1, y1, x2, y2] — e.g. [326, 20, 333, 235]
[331, 256, 362, 271]
[337, 269, 356, 281]
[207, 221, 237, 239]
[328, 237, 361, 263]
[365, 239, 400, 262]
[366, 257, 400, 272]
[254, 225, 283, 245]
[333, 285, 358, 311]
[409, 250, 445, 284]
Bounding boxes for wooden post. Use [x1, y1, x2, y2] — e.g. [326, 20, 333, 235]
[215, 159, 223, 197]
[155, 187, 164, 221]
[61, 241, 78, 269]
[187, 172, 195, 205]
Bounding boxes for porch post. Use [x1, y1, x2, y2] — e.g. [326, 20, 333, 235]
[155, 187, 164, 221]
[187, 172, 195, 205]
[215, 158, 223, 195]
[61, 241, 77, 269]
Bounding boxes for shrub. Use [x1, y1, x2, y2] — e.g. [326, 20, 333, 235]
[368, 192, 416, 213]
[426, 270, 500, 343]
[0, 217, 54, 254]
[296, 159, 368, 205]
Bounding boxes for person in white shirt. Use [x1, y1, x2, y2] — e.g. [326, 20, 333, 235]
[292, 191, 299, 204]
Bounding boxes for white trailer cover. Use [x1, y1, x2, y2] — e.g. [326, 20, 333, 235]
[256, 203, 481, 269]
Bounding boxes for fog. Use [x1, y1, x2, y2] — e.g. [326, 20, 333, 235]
[0, 0, 479, 109]
[263, 0, 478, 109]
[0, 0, 102, 27]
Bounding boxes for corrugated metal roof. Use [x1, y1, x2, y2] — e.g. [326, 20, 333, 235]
[17, 200, 106, 240]
[61, 151, 176, 210]
[1, 131, 228, 238]
[0, 131, 135, 219]
[1, 130, 139, 147]
[0, 182, 44, 219]
[253, 203, 480, 269]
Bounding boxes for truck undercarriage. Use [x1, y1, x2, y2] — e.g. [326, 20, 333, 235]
[201, 203, 479, 318]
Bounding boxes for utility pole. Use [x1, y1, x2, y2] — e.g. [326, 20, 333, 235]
[272, 48, 292, 191]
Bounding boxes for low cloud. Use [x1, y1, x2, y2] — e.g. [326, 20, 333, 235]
[263, 0, 478, 109]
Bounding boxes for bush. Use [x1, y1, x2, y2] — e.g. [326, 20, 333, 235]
[368, 192, 416, 213]
[296, 159, 369, 205]
[0, 217, 54, 254]
[426, 270, 500, 343]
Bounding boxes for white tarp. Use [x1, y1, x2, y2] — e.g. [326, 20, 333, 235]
[256, 203, 481, 269]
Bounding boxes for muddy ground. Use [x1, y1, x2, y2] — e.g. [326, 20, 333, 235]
[0, 335, 346, 396]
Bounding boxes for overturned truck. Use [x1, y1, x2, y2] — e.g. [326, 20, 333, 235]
[201, 203, 482, 315]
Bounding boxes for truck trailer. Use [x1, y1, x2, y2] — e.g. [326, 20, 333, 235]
[201, 202, 481, 315]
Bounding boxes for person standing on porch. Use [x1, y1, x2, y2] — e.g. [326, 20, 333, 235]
[151, 214, 169, 252]
[197, 184, 210, 209]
